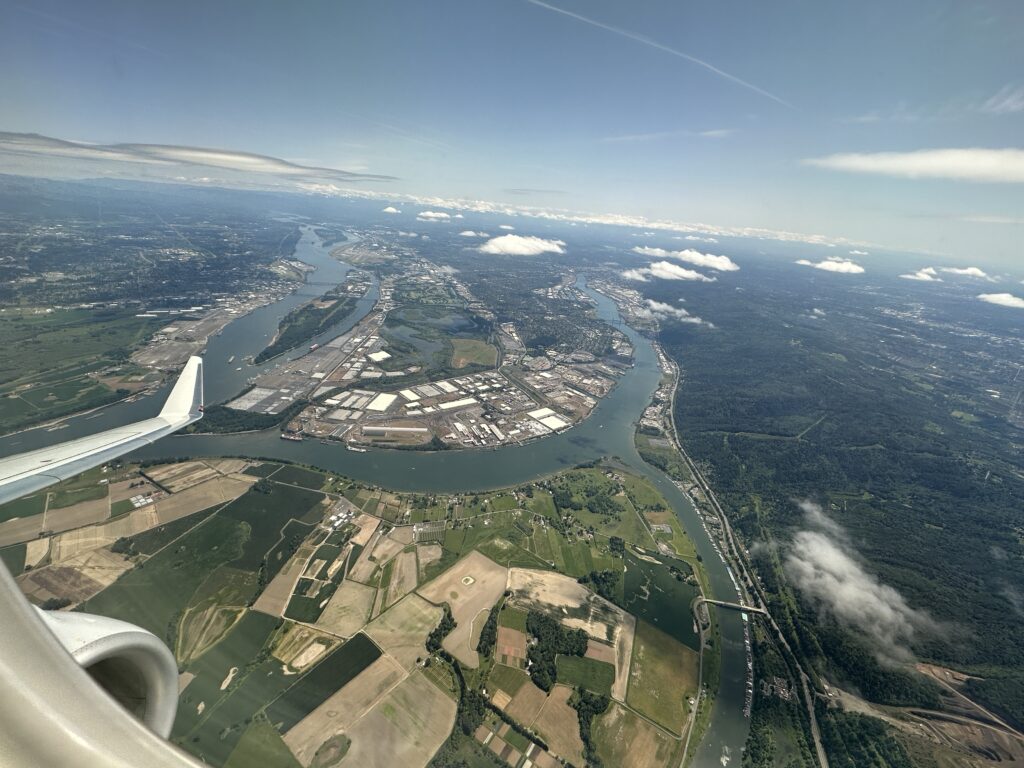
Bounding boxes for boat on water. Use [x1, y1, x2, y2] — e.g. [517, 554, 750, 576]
[346, 443, 367, 452]
[227, 355, 235, 363]
[280, 433, 303, 442]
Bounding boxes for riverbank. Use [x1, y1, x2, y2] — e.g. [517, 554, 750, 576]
[0, 254, 752, 767]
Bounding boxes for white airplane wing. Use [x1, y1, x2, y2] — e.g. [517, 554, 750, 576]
[0, 356, 203, 507]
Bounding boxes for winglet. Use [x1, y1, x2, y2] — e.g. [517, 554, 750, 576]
[158, 356, 204, 425]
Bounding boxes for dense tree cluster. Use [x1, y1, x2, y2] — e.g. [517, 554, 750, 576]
[254, 293, 356, 362]
[110, 537, 136, 555]
[650, 261, 1024, 730]
[526, 611, 587, 691]
[569, 688, 610, 768]
[427, 605, 457, 653]
[476, 603, 501, 657]
[608, 536, 625, 557]
[818, 707, 914, 768]
[186, 399, 307, 434]
[814, 622, 939, 708]
[964, 673, 1024, 731]
[577, 570, 620, 602]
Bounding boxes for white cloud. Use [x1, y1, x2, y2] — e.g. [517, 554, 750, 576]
[804, 148, 1024, 183]
[621, 261, 716, 282]
[940, 266, 988, 278]
[454, 213, 464, 219]
[785, 501, 939, 664]
[416, 210, 450, 221]
[900, 267, 941, 282]
[849, 249, 869, 256]
[478, 234, 566, 256]
[980, 84, 1024, 115]
[397, 231, 418, 238]
[683, 235, 718, 243]
[978, 293, 1024, 309]
[382, 206, 401, 214]
[632, 246, 739, 271]
[794, 257, 865, 274]
[458, 230, 488, 237]
[811, 307, 826, 317]
[698, 128, 735, 138]
[620, 268, 651, 282]
[638, 299, 713, 327]
[498, 224, 515, 230]
[293, 182, 868, 250]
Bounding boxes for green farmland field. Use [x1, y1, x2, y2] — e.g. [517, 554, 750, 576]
[265, 632, 381, 732]
[556, 654, 615, 696]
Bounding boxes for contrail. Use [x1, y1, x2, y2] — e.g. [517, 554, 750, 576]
[525, 0, 793, 109]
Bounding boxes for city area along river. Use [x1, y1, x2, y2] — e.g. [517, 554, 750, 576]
[0, 229, 749, 767]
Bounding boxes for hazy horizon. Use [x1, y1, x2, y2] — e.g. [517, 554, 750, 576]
[1, 0, 1022, 266]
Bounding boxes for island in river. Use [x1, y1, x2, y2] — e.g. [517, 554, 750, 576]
[0, 225, 753, 765]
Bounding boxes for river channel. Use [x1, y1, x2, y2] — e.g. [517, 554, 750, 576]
[0, 228, 749, 766]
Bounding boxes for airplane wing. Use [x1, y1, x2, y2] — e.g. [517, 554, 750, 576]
[0, 356, 203, 507]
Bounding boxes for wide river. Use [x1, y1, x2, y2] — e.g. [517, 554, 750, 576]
[0, 228, 749, 766]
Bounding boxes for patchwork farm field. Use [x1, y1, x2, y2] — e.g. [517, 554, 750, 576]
[271, 464, 327, 490]
[219, 485, 325, 572]
[283, 654, 407, 764]
[265, 632, 382, 731]
[625, 619, 699, 735]
[224, 720, 300, 768]
[174, 610, 283, 737]
[81, 514, 247, 641]
[594, 701, 679, 768]
[57, 456, 715, 768]
[337, 671, 457, 768]
[177, 631, 380, 765]
[555, 654, 615, 696]
[364, 593, 442, 670]
[417, 550, 508, 668]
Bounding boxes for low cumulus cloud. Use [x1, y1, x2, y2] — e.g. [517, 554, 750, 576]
[498, 224, 516, 231]
[632, 246, 739, 272]
[382, 205, 401, 214]
[849, 249, 869, 256]
[785, 501, 940, 664]
[621, 261, 716, 282]
[795, 257, 865, 274]
[941, 266, 989, 279]
[416, 210, 450, 221]
[638, 299, 713, 327]
[978, 293, 1024, 309]
[458, 230, 489, 237]
[478, 234, 565, 256]
[900, 266, 941, 282]
[683, 235, 719, 243]
[803, 148, 1024, 183]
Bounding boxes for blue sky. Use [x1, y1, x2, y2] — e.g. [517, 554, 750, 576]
[1, 0, 1022, 263]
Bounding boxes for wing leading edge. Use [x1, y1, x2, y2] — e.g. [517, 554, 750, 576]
[0, 356, 203, 507]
